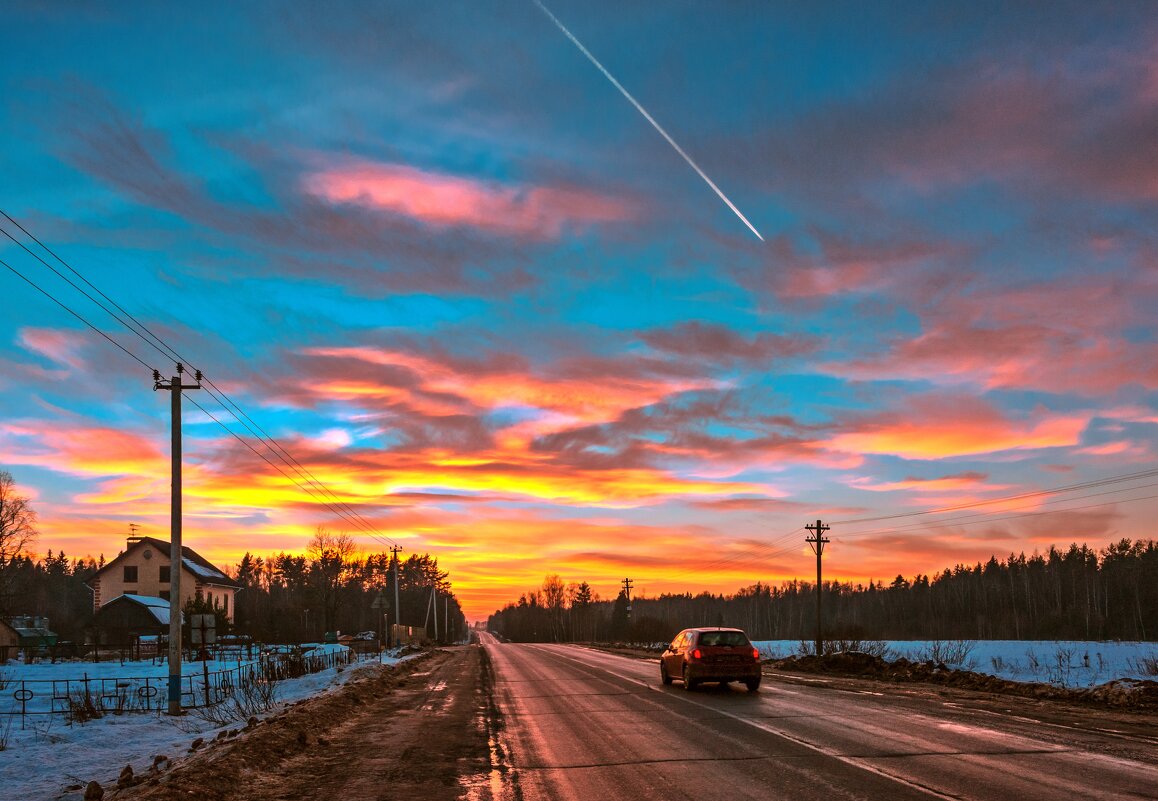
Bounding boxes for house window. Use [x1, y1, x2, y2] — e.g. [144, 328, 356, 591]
[223, 594, 228, 615]
[124, 566, 138, 583]
[159, 566, 170, 583]
[124, 590, 137, 595]
[159, 590, 170, 601]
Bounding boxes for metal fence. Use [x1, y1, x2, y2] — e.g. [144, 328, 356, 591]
[0, 646, 358, 726]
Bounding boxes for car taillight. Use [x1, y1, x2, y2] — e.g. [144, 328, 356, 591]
[752, 647, 760, 661]
[691, 648, 702, 660]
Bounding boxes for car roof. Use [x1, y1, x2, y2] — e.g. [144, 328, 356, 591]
[685, 627, 745, 633]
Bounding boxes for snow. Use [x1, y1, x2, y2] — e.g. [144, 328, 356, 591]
[753, 639, 1158, 687]
[0, 645, 416, 800]
[181, 558, 229, 581]
[108, 594, 171, 625]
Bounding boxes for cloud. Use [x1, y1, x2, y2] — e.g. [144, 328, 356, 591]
[726, 28, 1158, 207]
[17, 328, 89, 370]
[746, 232, 965, 301]
[826, 269, 1158, 396]
[50, 89, 540, 296]
[304, 158, 635, 239]
[639, 321, 818, 364]
[827, 394, 1089, 460]
[850, 471, 994, 493]
[1, 420, 166, 478]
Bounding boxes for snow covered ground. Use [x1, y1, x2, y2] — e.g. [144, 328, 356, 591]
[0, 645, 414, 800]
[753, 639, 1158, 688]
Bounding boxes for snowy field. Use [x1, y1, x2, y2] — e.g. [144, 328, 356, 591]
[0, 645, 414, 801]
[753, 639, 1158, 688]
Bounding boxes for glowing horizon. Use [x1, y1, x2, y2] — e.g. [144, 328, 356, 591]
[2, 5, 1158, 622]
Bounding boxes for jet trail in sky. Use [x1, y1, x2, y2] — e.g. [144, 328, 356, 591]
[532, 0, 764, 242]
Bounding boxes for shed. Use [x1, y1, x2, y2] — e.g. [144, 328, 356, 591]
[0, 619, 19, 661]
[91, 595, 178, 645]
[6, 615, 58, 649]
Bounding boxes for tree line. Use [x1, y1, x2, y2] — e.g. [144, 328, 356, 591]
[489, 539, 1158, 644]
[0, 471, 466, 644]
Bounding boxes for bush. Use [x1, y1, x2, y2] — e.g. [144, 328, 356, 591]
[917, 640, 976, 669]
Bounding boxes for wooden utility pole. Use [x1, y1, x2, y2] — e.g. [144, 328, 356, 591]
[154, 364, 201, 715]
[390, 545, 402, 646]
[622, 577, 633, 631]
[805, 519, 830, 657]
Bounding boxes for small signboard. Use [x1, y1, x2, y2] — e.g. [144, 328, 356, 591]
[190, 614, 217, 645]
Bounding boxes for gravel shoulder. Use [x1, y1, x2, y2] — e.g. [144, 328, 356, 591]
[112, 645, 491, 801]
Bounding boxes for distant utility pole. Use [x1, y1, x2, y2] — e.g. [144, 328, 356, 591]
[153, 363, 201, 716]
[390, 545, 402, 646]
[622, 577, 633, 625]
[805, 519, 830, 657]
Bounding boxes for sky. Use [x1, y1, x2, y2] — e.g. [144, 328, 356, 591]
[1, 1, 1157, 621]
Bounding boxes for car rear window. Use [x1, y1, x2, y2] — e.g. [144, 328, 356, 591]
[697, 631, 750, 647]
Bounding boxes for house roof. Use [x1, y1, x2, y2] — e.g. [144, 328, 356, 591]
[98, 594, 175, 626]
[88, 536, 241, 589]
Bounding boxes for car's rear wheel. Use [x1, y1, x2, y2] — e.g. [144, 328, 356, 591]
[660, 661, 672, 685]
[683, 665, 697, 691]
[745, 676, 761, 692]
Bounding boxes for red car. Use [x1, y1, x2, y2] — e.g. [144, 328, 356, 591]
[660, 627, 762, 691]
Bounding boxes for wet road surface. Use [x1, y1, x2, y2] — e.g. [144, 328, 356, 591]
[479, 634, 1158, 801]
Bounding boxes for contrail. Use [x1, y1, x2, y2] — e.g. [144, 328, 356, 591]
[532, 0, 764, 242]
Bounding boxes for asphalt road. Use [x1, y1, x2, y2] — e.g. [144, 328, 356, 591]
[479, 634, 1157, 801]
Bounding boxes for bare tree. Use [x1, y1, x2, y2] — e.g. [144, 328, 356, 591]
[0, 470, 38, 614]
[307, 527, 357, 633]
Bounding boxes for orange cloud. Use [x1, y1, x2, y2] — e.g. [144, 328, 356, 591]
[304, 159, 634, 239]
[300, 345, 718, 432]
[851, 471, 999, 493]
[828, 396, 1088, 460]
[2, 421, 166, 477]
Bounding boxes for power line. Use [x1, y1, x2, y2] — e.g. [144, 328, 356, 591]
[835, 477, 1158, 541]
[184, 395, 398, 549]
[1, 213, 397, 548]
[1, 212, 387, 539]
[832, 466, 1158, 527]
[835, 487, 1158, 543]
[0, 255, 156, 372]
[0, 218, 182, 368]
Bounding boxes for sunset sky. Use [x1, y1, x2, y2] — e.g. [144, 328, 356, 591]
[2, 2, 1157, 620]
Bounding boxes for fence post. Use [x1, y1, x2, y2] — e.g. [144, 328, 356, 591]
[203, 661, 211, 707]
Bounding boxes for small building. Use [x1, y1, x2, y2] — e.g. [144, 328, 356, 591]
[87, 536, 240, 622]
[2, 616, 59, 659]
[91, 595, 174, 645]
[0, 619, 20, 661]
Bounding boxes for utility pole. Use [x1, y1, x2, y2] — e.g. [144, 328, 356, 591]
[805, 519, 830, 657]
[622, 577, 633, 632]
[153, 363, 202, 716]
[433, 586, 440, 641]
[389, 545, 402, 647]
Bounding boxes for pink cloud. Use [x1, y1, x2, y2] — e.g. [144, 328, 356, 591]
[18, 327, 88, 370]
[851, 471, 999, 493]
[304, 159, 634, 239]
[828, 273, 1158, 396]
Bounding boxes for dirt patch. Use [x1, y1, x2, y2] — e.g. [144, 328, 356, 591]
[110, 646, 491, 801]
